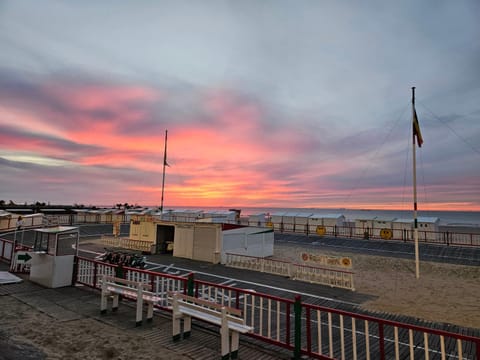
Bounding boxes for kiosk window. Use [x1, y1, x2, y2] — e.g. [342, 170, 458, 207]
[57, 233, 76, 256]
[34, 233, 50, 253]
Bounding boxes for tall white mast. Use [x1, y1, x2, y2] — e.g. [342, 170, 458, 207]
[160, 129, 168, 214]
[412, 87, 420, 279]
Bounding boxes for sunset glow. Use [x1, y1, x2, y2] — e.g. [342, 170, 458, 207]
[1, 2, 479, 212]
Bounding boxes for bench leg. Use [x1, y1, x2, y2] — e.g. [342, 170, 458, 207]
[230, 331, 239, 359]
[183, 316, 191, 339]
[136, 297, 143, 327]
[220, 324, 230, 360]
[100, 292, 108, 315]
[112, 294, 119, 312]
[146, 302, 154, 323]
[172, 315, 182, 342]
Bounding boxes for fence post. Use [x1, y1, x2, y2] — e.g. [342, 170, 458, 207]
[115, 263, 125, 279]
[293, 295, 302, 359]
[187, 272, 195, 297]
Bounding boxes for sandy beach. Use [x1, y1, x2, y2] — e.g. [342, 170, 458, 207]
[1, 242, 479, 359]
[272, 243, 480, 329]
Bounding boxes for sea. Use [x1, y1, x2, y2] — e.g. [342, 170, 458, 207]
[162, 206, 480, 227]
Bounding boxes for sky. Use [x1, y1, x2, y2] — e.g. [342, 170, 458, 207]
[1, 1, 479, 211]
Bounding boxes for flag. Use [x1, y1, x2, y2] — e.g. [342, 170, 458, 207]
[413, 109, 423, 147]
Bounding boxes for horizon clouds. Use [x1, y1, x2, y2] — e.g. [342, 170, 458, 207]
[1, 1, 479, 211]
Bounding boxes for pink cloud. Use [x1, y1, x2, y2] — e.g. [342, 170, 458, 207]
[44, 83, 161, 112]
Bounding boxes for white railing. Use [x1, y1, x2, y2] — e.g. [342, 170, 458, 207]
[76, 256, 480, 359]
[101, 236, 153, 252]
[75, 257, 189, 309]
[224, 253, 355, 291]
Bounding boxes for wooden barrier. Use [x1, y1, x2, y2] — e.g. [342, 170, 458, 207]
[170, 292, 253, 359]
[102, 236, 152, 252]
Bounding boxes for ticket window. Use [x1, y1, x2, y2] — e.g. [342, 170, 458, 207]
[32, 228, 78, 256]
[33, 232, 56, 254]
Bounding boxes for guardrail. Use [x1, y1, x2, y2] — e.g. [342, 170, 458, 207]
[75, 257, 480, 359]
[276, 222, 480, 247]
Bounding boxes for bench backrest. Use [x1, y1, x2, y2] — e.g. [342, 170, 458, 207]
[170, 292, 243, 318]
[101, 275, 151, 290]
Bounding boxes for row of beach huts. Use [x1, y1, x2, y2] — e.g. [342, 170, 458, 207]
[1, 207, 442, 240]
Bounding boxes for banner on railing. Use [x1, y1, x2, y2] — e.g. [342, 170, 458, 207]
[300, 252, 352, 269]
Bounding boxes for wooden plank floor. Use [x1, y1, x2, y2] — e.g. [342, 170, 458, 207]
[0, 267, 291, 359]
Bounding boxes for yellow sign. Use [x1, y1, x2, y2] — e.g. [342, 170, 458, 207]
[380, 228, 393, 240]
[316, 225, 326, 236]
[301, 252, 352, 269]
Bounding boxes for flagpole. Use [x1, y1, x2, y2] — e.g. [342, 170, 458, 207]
[160, 129, 168, 214]
[412, 87, 420, 279]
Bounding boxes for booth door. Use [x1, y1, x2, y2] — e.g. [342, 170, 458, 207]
[156, 225, 175, 254]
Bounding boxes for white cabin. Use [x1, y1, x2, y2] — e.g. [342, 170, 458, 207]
[354, 215, 378, 237]
[293, 213, 313, 233]
[393, 217, 440, 241]
[270, 212, 287, 231]
[200, 210, 238, 224]
[248, 213, 268, 227]
[307, 213, 346, 234]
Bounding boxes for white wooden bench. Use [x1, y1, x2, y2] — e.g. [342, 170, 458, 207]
[100, 275, 161, 326]
[170, 292, 253, 360]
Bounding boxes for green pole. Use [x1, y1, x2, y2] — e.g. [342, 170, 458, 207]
[115, 263, 124, 279]
[293, 294, 302, 359]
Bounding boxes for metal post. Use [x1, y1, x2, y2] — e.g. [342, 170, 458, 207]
[160, 129, 168, 213]
[412, 87, 420, 279]
[293, 295, 302, 359]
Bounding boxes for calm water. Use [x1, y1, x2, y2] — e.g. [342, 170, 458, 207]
[168, 206, 480, 226]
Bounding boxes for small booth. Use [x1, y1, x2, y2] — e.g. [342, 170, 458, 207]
[29, 226, 79, 288]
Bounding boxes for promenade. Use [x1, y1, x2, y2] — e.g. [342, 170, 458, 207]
[0, 261, 288, 360]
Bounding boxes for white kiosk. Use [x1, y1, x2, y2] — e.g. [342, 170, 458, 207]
[29, 226, 79, 288]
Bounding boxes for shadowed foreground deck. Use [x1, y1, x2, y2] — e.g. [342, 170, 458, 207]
[0, 262, 290, 360]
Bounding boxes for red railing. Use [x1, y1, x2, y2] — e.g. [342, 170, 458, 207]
[75, 257, 480, 359]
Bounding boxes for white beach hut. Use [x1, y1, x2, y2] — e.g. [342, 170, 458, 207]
[372, 216, 397, 239]
[270, 212, 287, 231]
[307, 213, 346, 235]
[282, 212, 303, 232]
[354, 215, 378, 237]
[293, 213, 313, 233]
[248, 213, 268, 227]
[221, 226, 274, 263]
[393, 217, 440, 241]
[171, 209, 203, 222]
[201, 210, 238, 224]
[73, 209, 88, 223]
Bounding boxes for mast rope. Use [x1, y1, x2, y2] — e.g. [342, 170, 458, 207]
[341, 103, 410, 209]
[418, 101, 480, 155]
